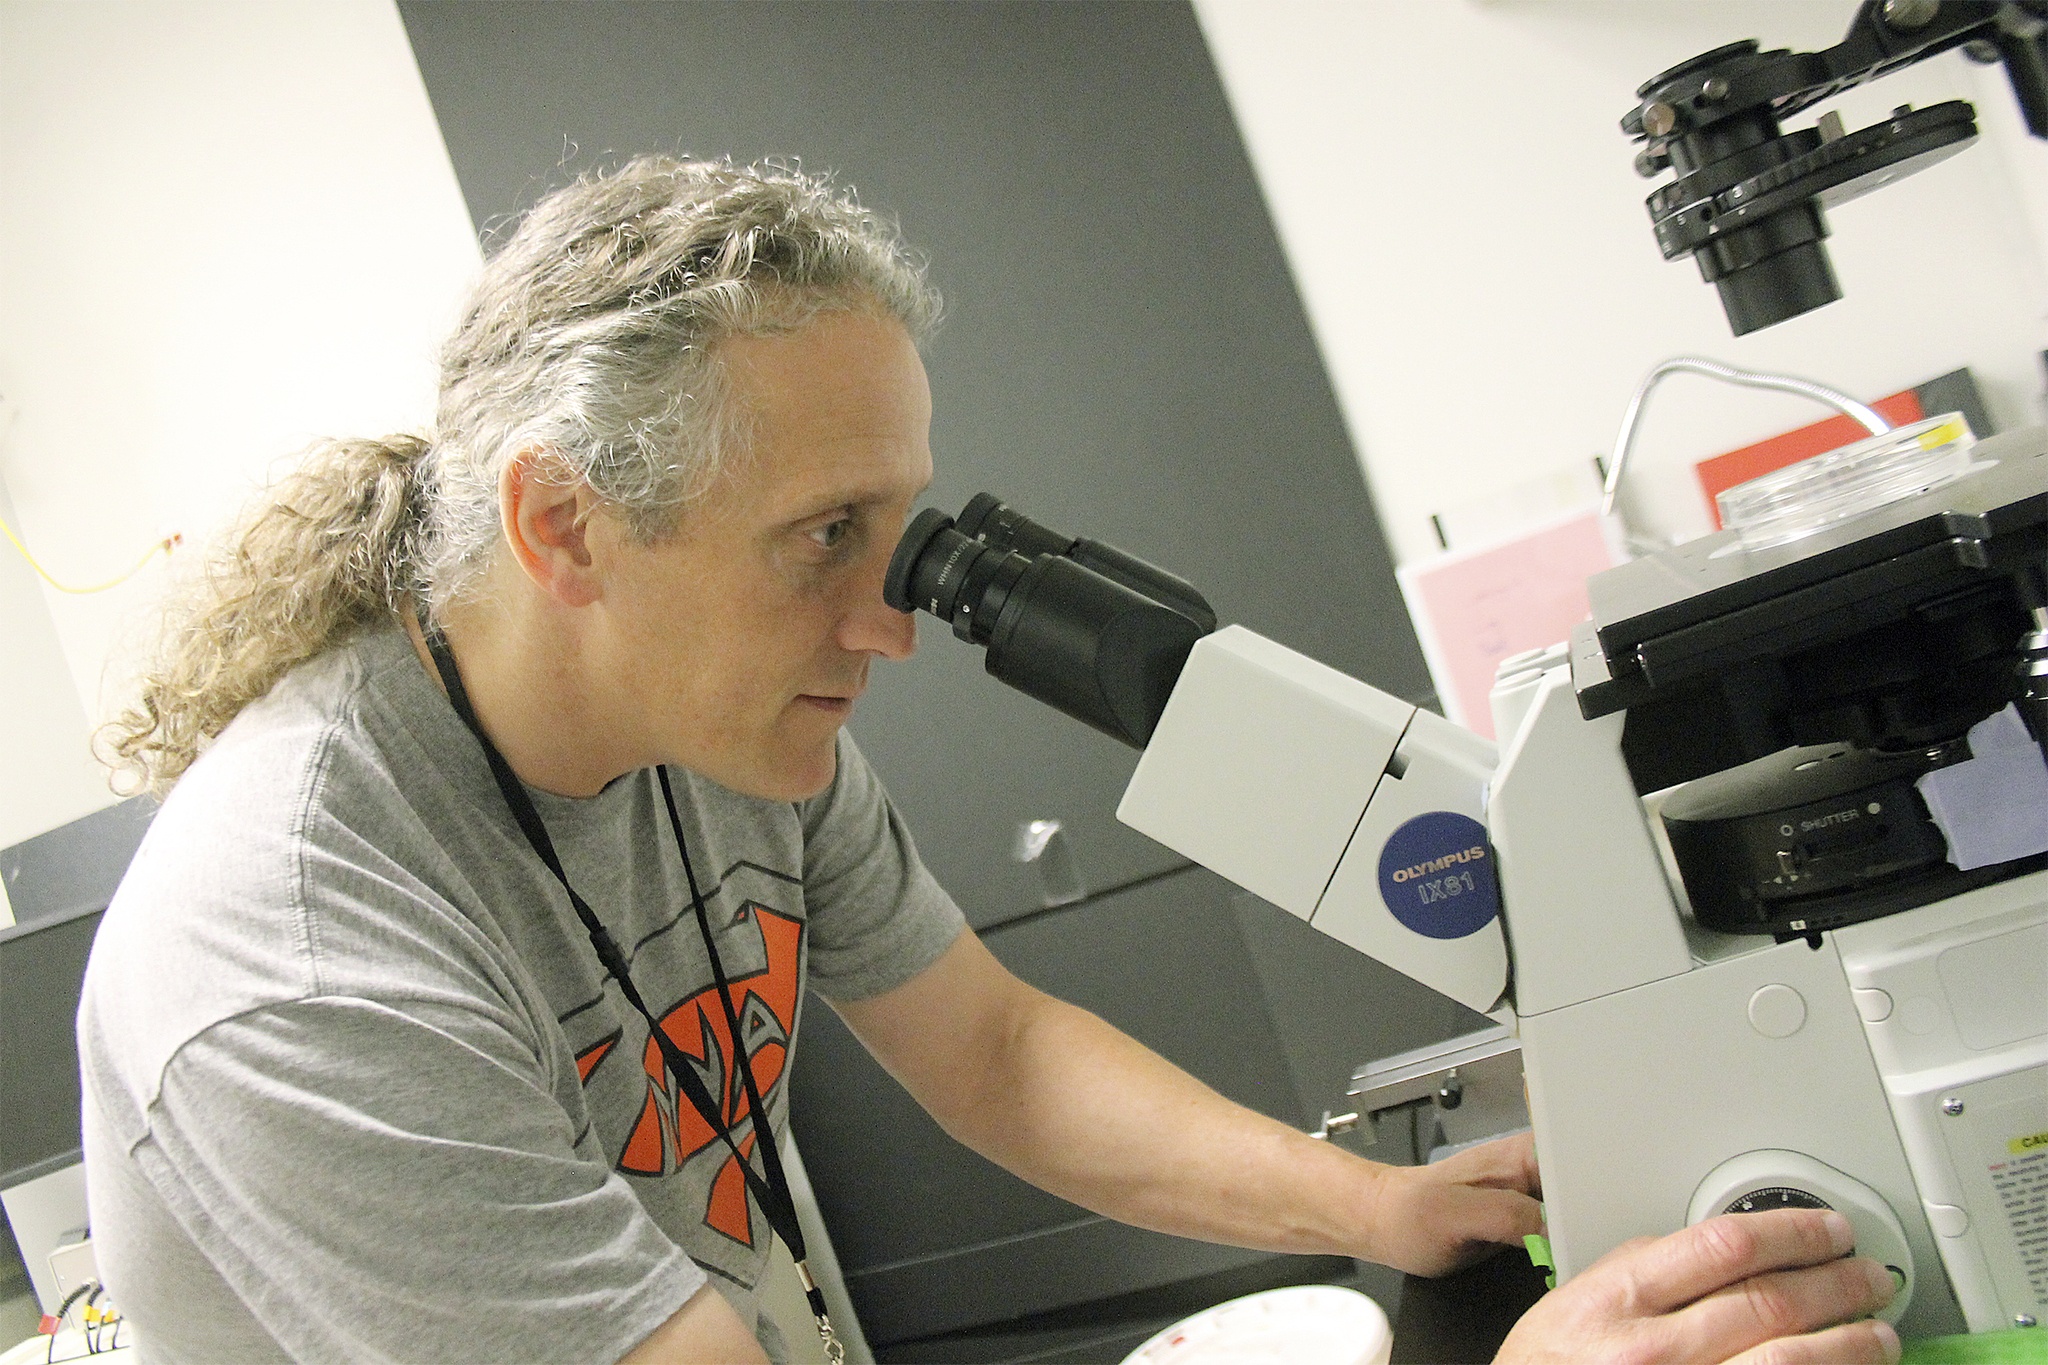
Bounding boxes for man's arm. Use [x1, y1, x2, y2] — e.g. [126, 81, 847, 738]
[830, 931, 1899, 1363]
[622, 1285, 770, 1365]
[829, 929, 1536, 1275]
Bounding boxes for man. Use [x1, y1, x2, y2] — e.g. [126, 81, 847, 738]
[81, 158, 1899, 1364]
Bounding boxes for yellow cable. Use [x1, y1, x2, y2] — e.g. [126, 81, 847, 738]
[0, 511, 179, 594]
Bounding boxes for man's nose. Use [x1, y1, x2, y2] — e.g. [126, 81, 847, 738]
[842, 588, 918, 661]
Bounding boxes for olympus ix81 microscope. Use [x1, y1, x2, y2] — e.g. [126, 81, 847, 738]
[882, 1, 2048, 1342]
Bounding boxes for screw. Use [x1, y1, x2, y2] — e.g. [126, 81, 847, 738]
[1700, 76, 1730, 103]
[1643, 102, 1678, 137]
[1941, 1096, 1966, 1116]
[1310, 1110, 1360, 1141]
[1883, 0, 1941, 29]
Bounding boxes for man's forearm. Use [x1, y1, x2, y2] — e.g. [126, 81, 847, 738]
[885, 971, 1388, 1259]
[834, 931, 1538, 1277]
[978, 994, 1372, 1245]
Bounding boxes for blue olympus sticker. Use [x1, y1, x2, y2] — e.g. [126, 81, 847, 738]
[1376, 812, 1499, 940]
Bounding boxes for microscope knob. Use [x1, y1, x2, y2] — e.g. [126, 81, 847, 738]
[1686, 1150, 1914, 1325]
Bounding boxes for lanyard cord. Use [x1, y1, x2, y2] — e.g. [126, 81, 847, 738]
[420, 621, 845, 1363]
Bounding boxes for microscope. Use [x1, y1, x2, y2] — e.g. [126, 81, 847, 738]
[884, 2, 2048, 1343]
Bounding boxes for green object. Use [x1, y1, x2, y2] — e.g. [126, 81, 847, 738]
[1901, 1328, 2048, 1364]
[1522, 1233, 1556, 1290]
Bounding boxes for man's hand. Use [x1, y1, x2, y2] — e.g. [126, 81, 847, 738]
[1495, 1208, 1900, 1365]
[1361, 1130, 1544, 1276]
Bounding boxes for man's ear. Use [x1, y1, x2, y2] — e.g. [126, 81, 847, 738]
[500, 449, 605, 607]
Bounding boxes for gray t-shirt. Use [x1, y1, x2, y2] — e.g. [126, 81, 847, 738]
[77, 624, 965, 1364]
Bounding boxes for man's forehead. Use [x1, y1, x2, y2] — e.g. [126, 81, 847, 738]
[700, 429, 931, 521]
[756, 448, 933, 515]
[719, 311, 928, 415]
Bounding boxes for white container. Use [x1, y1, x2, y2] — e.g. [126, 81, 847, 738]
[1119, 1284, 1393, 1365]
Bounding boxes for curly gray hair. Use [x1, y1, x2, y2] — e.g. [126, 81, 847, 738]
[105, 156, 942, 793]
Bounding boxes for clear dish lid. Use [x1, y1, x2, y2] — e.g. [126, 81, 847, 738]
[1718, 412, 1979, 552]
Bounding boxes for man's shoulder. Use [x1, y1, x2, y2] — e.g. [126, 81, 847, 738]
[796, 730, 885, 832]
[171, 623, 491, 843]
[81, 629, 507, 1106]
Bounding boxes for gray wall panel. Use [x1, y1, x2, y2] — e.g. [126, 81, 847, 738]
[401, 8, 1476, 1348]
[398, 0, 1434, 929]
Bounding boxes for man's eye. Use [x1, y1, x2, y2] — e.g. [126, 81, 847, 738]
[808, 518, 852, 550]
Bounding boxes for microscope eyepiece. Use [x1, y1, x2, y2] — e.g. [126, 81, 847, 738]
[957, 492, 1075, 559]
[946, 495, 1218, 633]
[885, 495, 1217, 748]
[884, 508, 1035, 646]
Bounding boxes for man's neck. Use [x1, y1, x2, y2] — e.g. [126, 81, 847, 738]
[405, 593, 638, 799]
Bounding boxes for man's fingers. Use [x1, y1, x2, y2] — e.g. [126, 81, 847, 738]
[1497, 1215, 1895, 1365]
[1722, 1318, 1901, 1365]
[1425, 1187, 1545, 1272]
[1597, 1209, 1856, 1315]
[1432, 1130, 1541, 1196]
[1672, 1254, 1895, 1361]
[1459, 1185, 1545, 1245]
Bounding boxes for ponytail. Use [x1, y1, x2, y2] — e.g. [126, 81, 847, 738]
[102, 435, 430, 795]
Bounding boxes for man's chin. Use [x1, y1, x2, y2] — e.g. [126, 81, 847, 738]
[673, 726, 840, 802]
[735, 746, 839, 803]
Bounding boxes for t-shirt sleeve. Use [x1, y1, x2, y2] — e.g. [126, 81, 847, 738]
[798, 733, 967, 1001]
[137, 994, 706, 1365]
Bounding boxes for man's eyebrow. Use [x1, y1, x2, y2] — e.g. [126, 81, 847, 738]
[781, 480, 931, 518]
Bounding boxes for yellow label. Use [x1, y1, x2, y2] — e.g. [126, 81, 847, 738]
[2010, 1130, 2048, 1155]
[1916, 417, 1967, 450]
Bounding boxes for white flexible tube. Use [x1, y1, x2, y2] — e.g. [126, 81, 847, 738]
[1601, 356, 1891, 520]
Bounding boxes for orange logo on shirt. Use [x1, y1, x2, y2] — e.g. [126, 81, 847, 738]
[614, 903, 804, 1247]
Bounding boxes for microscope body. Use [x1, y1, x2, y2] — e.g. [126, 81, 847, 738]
[1116, 616, 2042, 1340]
[1110, 430, 2048, 1339]
[1490, 658, 2022, 1339]
[1495, 640, 2043, 1336]
[882, 5, 2048, 1338]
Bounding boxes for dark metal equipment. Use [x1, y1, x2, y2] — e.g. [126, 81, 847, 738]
[1624, 1, 2048, 333]
[1573, 427, 2048, 935]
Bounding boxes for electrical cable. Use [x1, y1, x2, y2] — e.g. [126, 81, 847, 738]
[42, 1283, 94, 1365]
[0, 512, 179, 594]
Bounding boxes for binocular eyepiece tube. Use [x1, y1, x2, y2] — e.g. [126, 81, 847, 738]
[885, 496, 1216, 749]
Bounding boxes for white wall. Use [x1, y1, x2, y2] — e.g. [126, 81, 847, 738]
[0, 0, 478, 855]
[1196, 0, 2048, 565]
[7, 0, 2045, 856]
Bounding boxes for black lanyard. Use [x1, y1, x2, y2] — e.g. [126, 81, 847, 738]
[421, 620, 844, 1363]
